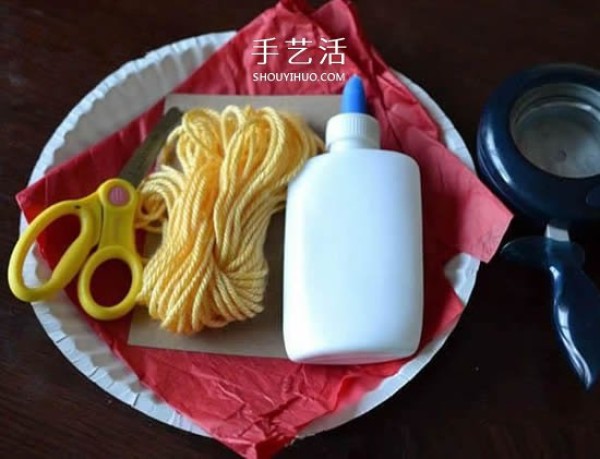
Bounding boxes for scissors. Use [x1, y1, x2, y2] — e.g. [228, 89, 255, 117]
[8, 107, 183, 321]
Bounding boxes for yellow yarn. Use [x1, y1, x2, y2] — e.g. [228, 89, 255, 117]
[135, 105, 322, 334]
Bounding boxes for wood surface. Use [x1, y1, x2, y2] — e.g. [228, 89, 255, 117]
[2, 0, 599, 457]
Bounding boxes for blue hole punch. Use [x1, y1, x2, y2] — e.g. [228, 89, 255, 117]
[477, 64, 600, 389]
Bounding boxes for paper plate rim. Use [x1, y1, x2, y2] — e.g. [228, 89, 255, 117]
[21, 31, 480, 439]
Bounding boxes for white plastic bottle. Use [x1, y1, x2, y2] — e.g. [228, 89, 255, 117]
[283, 75, 423, 365]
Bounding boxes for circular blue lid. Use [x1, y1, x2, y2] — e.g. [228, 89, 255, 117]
[477, 64, 600, 224]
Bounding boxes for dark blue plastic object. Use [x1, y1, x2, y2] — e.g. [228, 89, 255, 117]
[502, 237, 600, 389]
[477, 63, 600, 388]
[477, 64, 600, 224]
[341, 75, 368, 114]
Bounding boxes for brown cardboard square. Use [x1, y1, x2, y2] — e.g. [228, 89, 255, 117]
[127, 93, 340, 357]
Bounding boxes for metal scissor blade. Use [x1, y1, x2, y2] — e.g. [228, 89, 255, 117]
[118, 107, 183, 187]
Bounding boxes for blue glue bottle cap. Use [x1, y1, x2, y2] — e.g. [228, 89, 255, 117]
[325, 75, 380, 151]
[341, 75, 368, 114]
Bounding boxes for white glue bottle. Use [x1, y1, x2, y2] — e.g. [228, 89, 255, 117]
[283, 75, 423, 365]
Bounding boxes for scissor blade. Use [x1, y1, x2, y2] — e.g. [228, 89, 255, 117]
[118, 107, 183, 187]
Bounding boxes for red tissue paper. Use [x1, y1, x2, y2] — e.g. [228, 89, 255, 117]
[16, 0, 513, 457]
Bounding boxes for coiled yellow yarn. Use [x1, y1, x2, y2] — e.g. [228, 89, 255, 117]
[135, 106, 322, 334]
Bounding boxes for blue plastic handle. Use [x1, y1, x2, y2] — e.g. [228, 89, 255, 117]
[502, 236, 600, 388]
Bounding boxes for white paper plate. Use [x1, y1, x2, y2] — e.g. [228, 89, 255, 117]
[22, 32, 480, 439]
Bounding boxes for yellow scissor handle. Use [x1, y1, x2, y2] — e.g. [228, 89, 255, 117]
[8, 191, 101, 302]
[77, 178, 143, 321]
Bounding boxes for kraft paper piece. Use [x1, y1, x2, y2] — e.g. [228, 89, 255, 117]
[165, 93, 340, 138]
[127, 93, 340, 357]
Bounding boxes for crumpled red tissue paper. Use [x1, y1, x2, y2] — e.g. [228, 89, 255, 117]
[16, 0, 512, 457]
